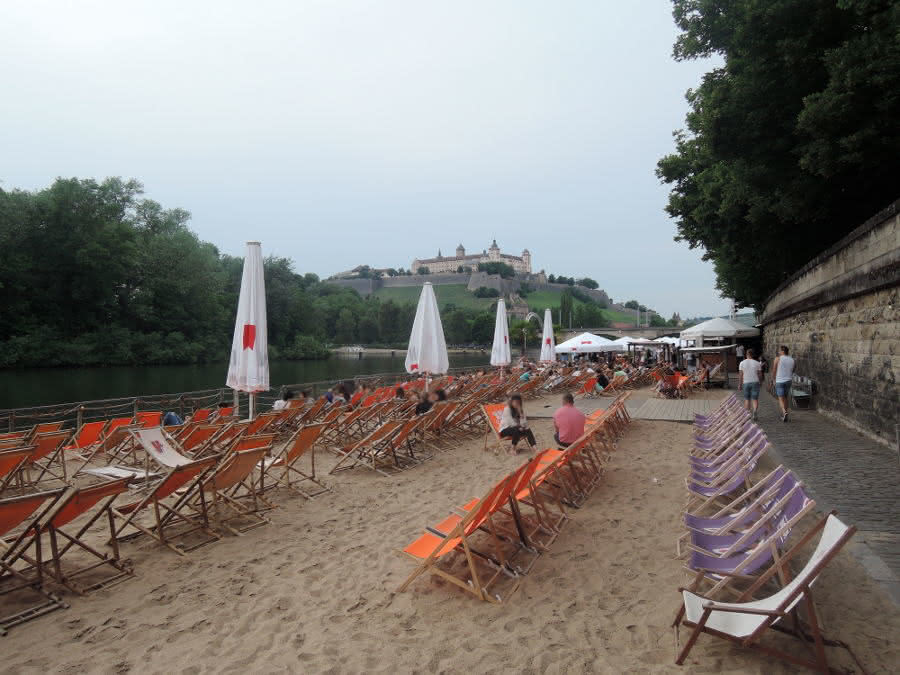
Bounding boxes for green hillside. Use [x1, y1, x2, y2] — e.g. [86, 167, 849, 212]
[372, 284, 494, 311]
[524, 289, 636, 324]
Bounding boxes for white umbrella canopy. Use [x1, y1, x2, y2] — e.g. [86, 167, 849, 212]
[490, 298, 511, 367]
[555, 332, 613, 354]
[226, 242, 269, 416]
[539, 308, 555, 363]
[405, 282, 449, 375]
[600, 335, 637, 352]
[680, 317, 760, 340]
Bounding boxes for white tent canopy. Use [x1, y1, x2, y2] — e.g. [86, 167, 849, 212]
[405, 283, 449, 375]
[539, 308, 556, 363]
[490, 298, 511, 367]
[226, 241, 269, 418]
[555, 332, 613, 354]
[654, 336, 681, 345]
[680, 317, 760, 341]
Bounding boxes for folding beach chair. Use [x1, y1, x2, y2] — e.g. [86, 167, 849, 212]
[134, 411, 163, 428]
[259, 423, 330, 498]
[19, 430, 72, 487]
[329, 421, 405, 475]
[109, 456, 220, 555]
[0, 488, 69, 635]
[188, 408, 213, 423]
[397, 473, 521, 603]
[12, 479, 135, 594]
[197, 446, 271, 535]
[674, 513, 858, 672]
[0, 447, 33, 494]
[64, 420, 108, 454]
[481, 404, 515, 455]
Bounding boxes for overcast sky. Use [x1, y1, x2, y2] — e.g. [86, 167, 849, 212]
[1, 1, 730, 318]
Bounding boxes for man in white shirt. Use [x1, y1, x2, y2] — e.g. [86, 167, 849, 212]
[772, 345, 796, 422]
[735, 343, 745, 363]
[737, 348, 762, 421]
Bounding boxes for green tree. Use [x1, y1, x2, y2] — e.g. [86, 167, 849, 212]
[445, 309, 471, 344]
[471, 312, 494, 344]
[416, 266, 430, 275]
[335, 308, 356, 343]
[476, 262, 516, 278]
[577, 277, 599, 289]
[560, 290, 574, 327]
[658, 0, 899, 309]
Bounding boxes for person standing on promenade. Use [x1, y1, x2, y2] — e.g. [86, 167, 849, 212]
[772, 345, 796, 422]
[736, 343, 745, 364]
[738, 348, 762, 421]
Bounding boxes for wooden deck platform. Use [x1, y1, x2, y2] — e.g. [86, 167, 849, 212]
[632, 398, 713, 422]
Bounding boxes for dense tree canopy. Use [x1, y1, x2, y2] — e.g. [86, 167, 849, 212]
[657, 0, 899, 309]
[0, 178, 426, 367]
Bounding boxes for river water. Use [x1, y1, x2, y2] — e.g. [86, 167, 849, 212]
[0, 353, 493, 410]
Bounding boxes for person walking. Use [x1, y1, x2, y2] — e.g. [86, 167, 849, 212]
[772, 345, 796, 422]
[735, 343, 745, 364]
[738, 348, 762, 421]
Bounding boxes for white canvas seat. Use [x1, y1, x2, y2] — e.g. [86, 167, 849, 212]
[675, 513, 857, 671]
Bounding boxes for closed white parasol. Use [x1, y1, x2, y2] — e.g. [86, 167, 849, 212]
[226, 241, 269, 418]
[539, 308, 555, 362]
[490, 298, 512, 367]
[405, 282, 449, 375]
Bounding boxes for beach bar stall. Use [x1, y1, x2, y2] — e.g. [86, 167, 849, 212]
[678, 344, 736, 387]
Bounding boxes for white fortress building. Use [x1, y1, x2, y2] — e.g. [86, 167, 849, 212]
[412, 240, 532, 275]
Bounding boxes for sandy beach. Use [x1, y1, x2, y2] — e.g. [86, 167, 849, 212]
[3, 389, 897, 674]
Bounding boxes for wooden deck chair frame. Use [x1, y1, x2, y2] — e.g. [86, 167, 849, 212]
[0, 488, 69, 635]
[13, 479, 135, 595]
[197, 447, 271, 536]
[109, 456, 221, 555]
[397, 474, 521, 603]
[19, 430, 72, 487]
[329, 421, 405, 475]
[259, 423, 330, 498]
[0, 447, 33, 495]
[673, 512, 859, 672]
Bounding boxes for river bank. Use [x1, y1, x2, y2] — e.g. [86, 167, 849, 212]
[0, 354, 492, 410]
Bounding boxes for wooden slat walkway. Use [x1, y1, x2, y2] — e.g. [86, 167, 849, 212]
[633, 398, 713, 422]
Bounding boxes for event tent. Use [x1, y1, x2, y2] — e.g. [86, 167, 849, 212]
[680, 317, 760, 344]
[554, 332, 613, 354]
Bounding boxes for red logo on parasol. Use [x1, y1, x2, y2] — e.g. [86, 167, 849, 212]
[545, 338, 551, 345]
[504, 336, 507, 343]
[242, 324, 256, 350]
[410, 363, 419, 371]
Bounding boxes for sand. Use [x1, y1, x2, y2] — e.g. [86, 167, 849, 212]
[3, 389, 898, 674]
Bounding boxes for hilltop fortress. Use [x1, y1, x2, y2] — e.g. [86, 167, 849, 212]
[412, 240, 532, 275]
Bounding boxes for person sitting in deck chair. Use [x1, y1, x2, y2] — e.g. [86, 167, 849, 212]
[273, 389, 295, 411]
[395, 386, 406, 400]
[499, 394, 537, 455]
[593, 371, 609, 394]
[553, 393, 585, 448]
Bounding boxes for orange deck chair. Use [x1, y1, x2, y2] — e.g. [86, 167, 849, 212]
[22, 479, 134, 594]
[397, 473, 518, 602]
[260, 423, 330, 497]
[109, 456, 220, 555]
[0, 488, 69, 635]
[196, 446, 271, 535]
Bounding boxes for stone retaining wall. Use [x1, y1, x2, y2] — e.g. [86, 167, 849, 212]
[760, 199, 899, 445]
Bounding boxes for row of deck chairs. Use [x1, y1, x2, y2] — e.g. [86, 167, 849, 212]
[653, 365, 710, 399]
[0, 403, 330, 636]
[670, 394, 860, 672]
[396, 396, 632, 602]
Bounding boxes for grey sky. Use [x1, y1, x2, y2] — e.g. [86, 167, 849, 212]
[1, 1, 728, 318]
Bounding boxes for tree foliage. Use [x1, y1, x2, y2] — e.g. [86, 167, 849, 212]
[0, 178, 425, 366]
[658, 0, 900, 309]
[476, 262, 516, 278]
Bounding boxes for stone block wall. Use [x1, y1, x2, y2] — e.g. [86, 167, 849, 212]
[761, 199, 899, 445]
